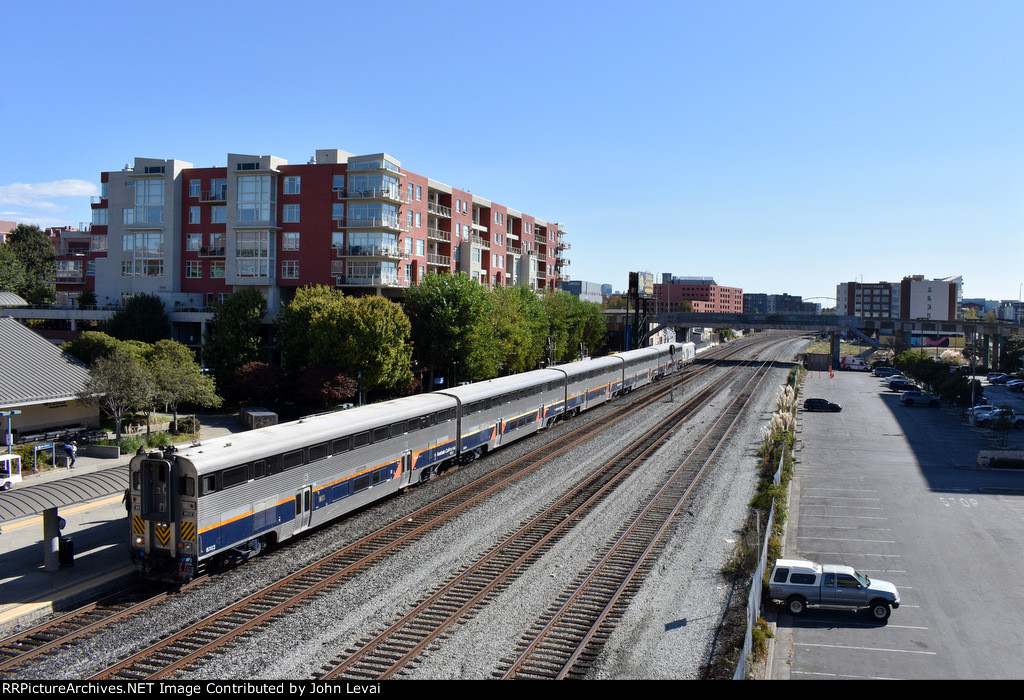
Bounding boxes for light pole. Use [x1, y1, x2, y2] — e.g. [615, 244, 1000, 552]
[0, 410, 20, 454]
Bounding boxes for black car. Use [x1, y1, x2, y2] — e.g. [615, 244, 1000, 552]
[804, 398, 842, 412]
[889, 378, 917, 391]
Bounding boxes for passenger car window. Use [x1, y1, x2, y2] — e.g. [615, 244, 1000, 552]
[773, 567, 789, 583]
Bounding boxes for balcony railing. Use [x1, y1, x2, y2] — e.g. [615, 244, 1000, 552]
[427, 201, 451, 218]
[334, 217, 405, 232]
[470, 234, 489, 248]
[201, 190, 227, 202]
[427, 227, 451, 242]
[339, 245, 407, 259]
[334, 274, 402, 288]
[427, 254, 451, 267]
[336, 187, 402, 203]
[199, 246, 226, 257]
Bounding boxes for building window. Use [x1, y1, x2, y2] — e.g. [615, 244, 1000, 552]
[121, 232, 164, 276]
[415, 239, 424, 256]
[210, 261, 225, 278]
[235, 230, 273, 277]
[189, 180, 201, 197]
[186, 261, 202, 278]
[187, 233, 202, 251]
[282, 204, 300, 223]
[282, 232, 300, 251]
[415, 212, 421, 228]
[281, 260, 299, 279]
[189, 206, 201, 224]
[237, 174, 274, 222]
[92, 208, 108, 226]
[211, 206, 226, 224]
[416, 185, 422, 201]
[283, 176, 301, 195]
[91, 235, 108, 253]
[134, 178, 165, 224]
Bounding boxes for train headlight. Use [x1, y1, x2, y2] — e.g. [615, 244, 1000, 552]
[133, 535, 145, 546]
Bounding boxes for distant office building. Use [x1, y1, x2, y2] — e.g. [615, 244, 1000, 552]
[653, 276, 743, 314]
[75, 149, 568, 317]
[560, 280, 603, 304]
[743, 292, 816, 315]
[837, 275, 961, 321]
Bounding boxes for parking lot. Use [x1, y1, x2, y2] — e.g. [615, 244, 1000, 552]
[770, 369, 1024, 680]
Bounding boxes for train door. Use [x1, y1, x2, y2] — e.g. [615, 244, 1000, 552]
[399, 451, 413, 488]
[293, 485, 314, 534]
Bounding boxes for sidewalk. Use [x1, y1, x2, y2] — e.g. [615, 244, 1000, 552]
[0, 413, 243, 635]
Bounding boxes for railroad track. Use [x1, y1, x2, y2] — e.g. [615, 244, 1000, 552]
[494, 349, 785, 679]
[314, 344, 789, 680]
[1, 334, 789, 679]
[82, 339, 773, 680]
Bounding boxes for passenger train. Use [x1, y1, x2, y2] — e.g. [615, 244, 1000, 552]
[128, 341, 695, 582]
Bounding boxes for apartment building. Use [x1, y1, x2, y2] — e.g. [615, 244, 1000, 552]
[76, 148, 568, 316]
[836, 275, 961, 321]
[652, 276, 743, 314]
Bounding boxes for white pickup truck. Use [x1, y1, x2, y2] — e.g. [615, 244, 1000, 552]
[767, 558, 901, 621]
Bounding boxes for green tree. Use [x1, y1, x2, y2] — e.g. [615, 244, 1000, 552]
[202, 287, 266, 391]
[5, 224, 56, 303]
[276, 286, 413, 393]
[0, 244, 29, 296]
[491, 285, 548, 374]
[147, 339, 222, 431]
[998, 335, 1024, 374]
[406, 273, 497, 384]
[79, 345, 156, 441]
[541, 291, 607, 363]
[105, 293, 171, 343]
[62, 330, 123, 364]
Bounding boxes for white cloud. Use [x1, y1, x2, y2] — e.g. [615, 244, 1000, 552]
[0, 179, 99, 208]
[0, 179, 99, 227]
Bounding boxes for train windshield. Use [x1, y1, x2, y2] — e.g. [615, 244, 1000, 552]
[141, 458, 173, 520]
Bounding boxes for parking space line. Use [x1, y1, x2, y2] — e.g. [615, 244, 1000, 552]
[797, 642, 936, 655]
[797, 536, 896, 544]
[792, 671, 901, 680]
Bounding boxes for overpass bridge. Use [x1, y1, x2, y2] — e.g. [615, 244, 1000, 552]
[646, 312, 1023, 370]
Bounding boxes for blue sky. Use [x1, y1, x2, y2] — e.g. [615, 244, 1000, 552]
[3, 1, 1022, 306]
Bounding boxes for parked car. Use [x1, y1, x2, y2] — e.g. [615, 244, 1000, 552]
[803, 398, 842, 412]
[900, 390, 940, 407]
[975, 408, 1024, 429]
[987, 371, 1006, 381]
[990, 374, 1011, 385]
[873, 367, 901, 377]
[969, 404, 996, 419]
[1008, 380, 1024, 392]
[889, 378, 917, 392]
[767, 558, 900, 621]
[840, 356, 871, 371]
[884, 374, 907, 386]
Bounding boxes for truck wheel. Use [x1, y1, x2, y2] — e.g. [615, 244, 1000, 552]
[786, 596, 807, 615]
[868, 601, 891, 621]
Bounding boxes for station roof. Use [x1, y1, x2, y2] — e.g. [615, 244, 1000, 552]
[0, 466, 127, 521]
[0, 316, 92, 409]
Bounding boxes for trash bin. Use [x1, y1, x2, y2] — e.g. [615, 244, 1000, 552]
[59, 537, 74, 567]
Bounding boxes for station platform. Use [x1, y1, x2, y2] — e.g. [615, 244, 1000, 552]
[0, 415, 241, 635]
